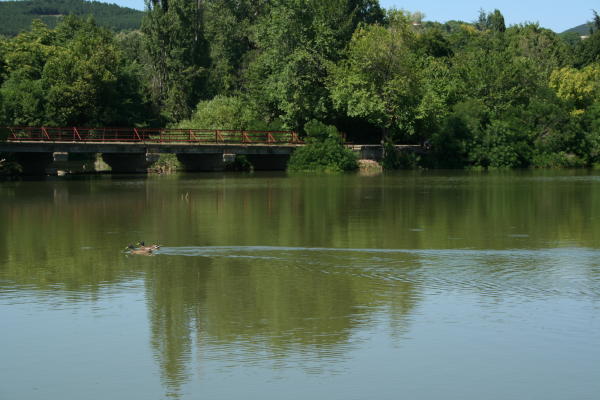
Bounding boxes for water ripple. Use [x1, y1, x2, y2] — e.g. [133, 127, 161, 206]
[152, 246, 600, 301]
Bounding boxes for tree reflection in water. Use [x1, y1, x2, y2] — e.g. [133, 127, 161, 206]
[3, 171, 600, 398]
[145, 249, 420, 397]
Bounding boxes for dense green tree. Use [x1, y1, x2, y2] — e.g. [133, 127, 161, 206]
[476, 9, 506, 33]
[0, 20, 54, 126]
[0, 17, 147, 126]
[246, 0, 384, 129]
[202, 0, 270, 96]
[0, 36, 6, 86]
[575, 32, 600, 67]
[142, 0, 210, 122]
[451, 44, 540, 117]
[330, 11, 422, 142]
[573, 11, 600, 67]
[177, 95, 260, 130]
[506, 24, 570, 78]
[583, 101, 600, 163]
[549, 64, 600, 112]
[415, 25, 453, 58]
[3, 3, 600, 172]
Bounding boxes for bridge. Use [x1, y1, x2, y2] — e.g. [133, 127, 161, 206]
[0, 126, 306, 173]
[0, 126, 415, 174]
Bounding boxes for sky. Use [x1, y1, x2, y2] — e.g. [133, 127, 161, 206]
[107, 0, 595, 32]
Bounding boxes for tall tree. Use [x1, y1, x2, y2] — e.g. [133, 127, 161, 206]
[506, 24, 570, 78]
[329, 11, 423, 142]
[203, 0, 270, 96]
[245, 0, 384, 129]
[575, 11, 600, 67]
[549, 64, 600, 112]
[142, 0, 210, 122]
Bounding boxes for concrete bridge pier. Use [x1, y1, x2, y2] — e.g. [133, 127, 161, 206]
[102, 153, 159, 173]
[351, 145, 384, 161]
[176, 153, 228, 172]
[15, 152, 54, 175]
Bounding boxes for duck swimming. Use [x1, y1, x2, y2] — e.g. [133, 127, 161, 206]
[125, 242, 160, 255]
[136, 241, 160, 251]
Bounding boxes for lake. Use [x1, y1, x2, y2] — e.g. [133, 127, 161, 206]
[1, 170, 599, 399]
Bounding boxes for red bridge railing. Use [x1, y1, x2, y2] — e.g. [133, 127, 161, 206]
[3, 126, 302, 145]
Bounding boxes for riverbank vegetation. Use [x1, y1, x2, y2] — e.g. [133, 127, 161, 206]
[288, 121, 358, 172]
[1, 2, 600, 170]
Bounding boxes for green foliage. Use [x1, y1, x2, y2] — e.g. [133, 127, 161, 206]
[0, 36, 6, 86]
[304, 119, 340, 141]
[582, 101, 600, 163]
[477, 9, 506, 33]
[549, 64, 600, 111]
[288, 121, 358, 172]
[3, 6, 600, 172]
[531, 152, 586, 168]
[469, 119, 531, 169]
[246, 0, 384, 129]
[575, 22, 600, 67]
[177, 95, 282, 131]
[0, 16, 149, 127]
[142, 0, 210, 122]
[330, 11, 423, 141]
[426, 99, 485, 168]
[506, 24, 570, 78]
[415, 26, 453, 58]
[149, 153, 182, 174]
[0, 0, 143, 37]
[202, 0, 267, 96]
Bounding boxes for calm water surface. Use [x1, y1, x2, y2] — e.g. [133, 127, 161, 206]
[1, 171, 599, 399]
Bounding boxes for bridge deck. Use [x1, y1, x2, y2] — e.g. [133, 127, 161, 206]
[1, 126, 422, 157]
[3, 126, 301, 145]
[0, 141, 301, 154]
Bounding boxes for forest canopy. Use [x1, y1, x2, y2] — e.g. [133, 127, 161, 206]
[1, 1, 600, 169]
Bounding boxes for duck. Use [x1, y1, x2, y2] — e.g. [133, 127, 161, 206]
[136, 241, 160, 251]
[125, 243, 158, 255]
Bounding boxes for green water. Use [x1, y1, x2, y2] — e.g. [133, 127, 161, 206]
[1, 171, 599, 399]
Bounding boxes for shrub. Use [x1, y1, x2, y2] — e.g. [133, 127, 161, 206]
[149, 154, 181, 174]
[287, 120, 358, 173]
[531, 152, 586, 168]
[469, 119, 531, 169]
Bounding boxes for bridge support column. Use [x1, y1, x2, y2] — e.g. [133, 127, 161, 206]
[245, 154, 290, 171]
[176, 153, 228, 172]
[102, 153, 159, 173]
[15, 152, 54, 175]
[352, 145, 384, 161]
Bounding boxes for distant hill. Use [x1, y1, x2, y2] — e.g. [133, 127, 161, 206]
[562, 22, 593, 36]
[0, 0, 144, 36]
